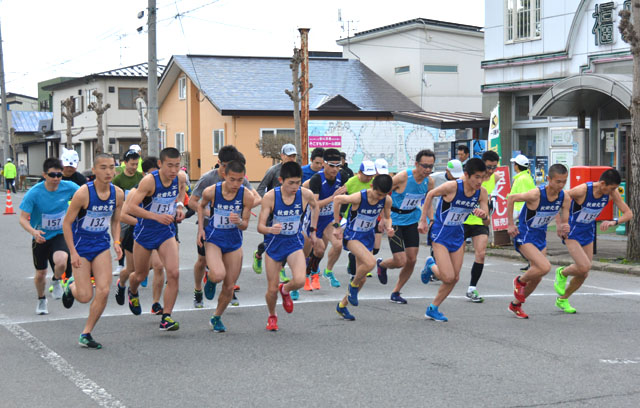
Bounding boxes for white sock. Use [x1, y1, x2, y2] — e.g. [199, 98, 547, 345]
[468, 286, 476, 292]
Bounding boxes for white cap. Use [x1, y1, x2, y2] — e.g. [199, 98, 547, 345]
[510, 154, 529, 167]
[129, 144, 142, 153]
[6, 158, 11, 162]
[61, 149, 80, 168]
[446, 159, 464, 178]
[281, 143, 297, 156]
[359, 160, 376, 176]
[374, 158, 389, 174]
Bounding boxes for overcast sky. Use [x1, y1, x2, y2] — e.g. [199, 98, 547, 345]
[0, 0, 485, 97]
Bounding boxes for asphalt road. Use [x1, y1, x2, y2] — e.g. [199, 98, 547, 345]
[1, 192, 639, 407]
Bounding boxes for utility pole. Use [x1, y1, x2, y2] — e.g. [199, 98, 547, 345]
[299, 28, 310, 165]
[0, 20, 10, 163]
[147, 0, 159, 157]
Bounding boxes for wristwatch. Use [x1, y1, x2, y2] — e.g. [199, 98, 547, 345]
[332, 222, 340, 229]
[309, 226, 316, 232]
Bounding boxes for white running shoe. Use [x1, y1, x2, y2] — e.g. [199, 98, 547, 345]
[36, 298, 48, 315]
[113, 265, 123, 276]
[51, 280, 63, 299]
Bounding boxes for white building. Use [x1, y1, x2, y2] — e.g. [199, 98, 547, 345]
[337, 18, 484, 113]
[483, 0, 631, 179]
[42, 63, 164, 172]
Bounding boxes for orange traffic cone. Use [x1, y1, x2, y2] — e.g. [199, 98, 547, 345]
[4, 190, 15, 215]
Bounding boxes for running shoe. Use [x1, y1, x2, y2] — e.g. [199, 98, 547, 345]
[151, 302, 164, 315]
[347, 283, 359, 306]
[210, 315, 226, 332]
[36, 298, 48, 315]
[128, 288, 142, 315]
[555, 297, 576, 314]
[290, 289, 299, 301]
[425, 304, 448, 322]
[233, 285, 240, 292]
[366, 272, 373, 278]
[323, 269, 341, 288]
[336, 303, 356, 321]
[376, 258, 388, 285]
[280, 268, 290, 283]
[114, 279, 126, 306]
[390, 292, 407, 304]
[51, 280, 63, 299]
[141, 276, 148, 288]
[279, 283, 294, 313]
[78, 333, 102, 349]
[230, 292, 239, 306]
[466, 290, 484, 303]
[62, 277, 75, 309]
[253, 250, 262, 274]
[430, 274, 440, 283]
[303, 277, 313, 291]
[204, 277, 217, 300]
[159, 315, 179, 331]
[508, 302, 528, 319]
[193, 290, 204, 308]
[554, 267, 567, 296]
[513, 276, 527, 303]
[421, 257, 436, 284]
[311, 273, 321, 290]
[266, 315, 278, 331]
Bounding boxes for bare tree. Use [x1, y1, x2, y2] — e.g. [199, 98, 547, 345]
[136, 88, 149, 157]
[256, 131, 295, 165]
[284, 48, 313, 162]
[619, 4, 640, 260]
[61, 96, 83, 150]
[88, 90, 111, 156]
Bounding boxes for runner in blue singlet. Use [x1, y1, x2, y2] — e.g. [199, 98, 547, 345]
[61, 154, 124, 349]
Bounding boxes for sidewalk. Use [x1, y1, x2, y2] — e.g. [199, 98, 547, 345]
[476, 230, 640, 277]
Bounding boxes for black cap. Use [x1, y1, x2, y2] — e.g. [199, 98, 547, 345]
[323, 148, 341, 162]
[340, 152, 346, 158]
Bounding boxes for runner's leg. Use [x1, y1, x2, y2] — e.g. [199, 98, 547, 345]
[81, 251, 112, 334]
[432, 243, 463, 307]
[561, 240, 592, 299]
[264, 253, 281, 316]
[214, 248, 242, 317]
[515, 244, 550, 303]
[150, 250, 165, 305]
[156, 238, 179, 315]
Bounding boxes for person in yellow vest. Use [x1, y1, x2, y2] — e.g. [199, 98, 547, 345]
[4, 158, 17, 193]
[462, 151, 501, 302]
[119, 144, 144, 173]
[509, 154, 536, 217]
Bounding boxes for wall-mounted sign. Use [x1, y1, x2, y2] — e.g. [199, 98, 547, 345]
[593, 2, 616, 46]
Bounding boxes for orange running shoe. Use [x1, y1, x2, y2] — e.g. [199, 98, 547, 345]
[279, 283, 293, 313]
[508, 302, 529, 319]
[266, 315, 278, 331]
[233, 285, 240, 292]
[513, 276, 526, 303]
[311, 273, 321, 290]
[304, 277, 313, 291]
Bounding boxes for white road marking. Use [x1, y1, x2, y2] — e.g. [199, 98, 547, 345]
[599, 358, 640, 364]
[0, 314, 126, 408]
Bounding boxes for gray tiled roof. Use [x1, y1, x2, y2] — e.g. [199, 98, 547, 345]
[171, 55, 422, 113]
[11, 111, 53, 133]
[96, 62, 165, 78]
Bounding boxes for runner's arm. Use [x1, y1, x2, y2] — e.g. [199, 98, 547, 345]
[111, 187, 124, 259]
[507, 188, 540, 227]
[175, 172, 188, 222]
[238, 186, 253, 231]
[257, 190, 277, 234]
[472, 187, 490, 225]
[381, 195, 394, 236]
[603, 187, 633, 230]
[121, 187, 139, 226]
[19, 210, 45, 243]
[419, 180, 457, 229]
[302, 187, 319, 231]
[391, 170, 408, 192]
[126, 174, 165, 222]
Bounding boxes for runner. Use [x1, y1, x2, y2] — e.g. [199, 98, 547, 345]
[188, 145, 260, 308]
[302, 148, 349, 290]
[377, 150, 434, 304]
[333, 174, 394, 320]
[257, 161, 319, 331]
[554, 169, 632, 313]
[302, 148, 324, 183]
[61, 154, 124, 349]
[19, 158, 80, 315]
[462, 150, 502, 303]
[418, 158, 489, 322]
[114, 157, 166, 315]
[197, 160, 254, 332]
[126, 147, 187, 331]
[506, 163, 571, 319]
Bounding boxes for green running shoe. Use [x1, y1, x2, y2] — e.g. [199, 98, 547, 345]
[555, 297, 576, 314]
[253, 250, 262, 274]
[78, 333, 102, 349]
[279, 268, 290, 283]
[323, 269, 341, 288]
[554, 267, 567, 296]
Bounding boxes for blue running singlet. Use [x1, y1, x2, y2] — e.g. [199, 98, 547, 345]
[568, 182, 609, 246]
[515, 186, 564, 252]
[134, 170, 179, 250]
[204, 182, 245, 254]
[312, 170, 342, 239]
[430, 180, 480, 252]
[343, 190, 386, 252]
[264, 187, 306, 262]
[72, 182, 116, 261]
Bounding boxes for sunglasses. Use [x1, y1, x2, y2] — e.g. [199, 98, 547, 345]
[124, 150, 140, 159]
[418, 163, 434, 169]
[486, 165, 498, 170]
[47, 172, 63, 178]
[326, 162, 341, 167]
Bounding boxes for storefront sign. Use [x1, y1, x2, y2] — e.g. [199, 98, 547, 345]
[535, 156, 548, 185]
[550, 128, 573, 145]
[605, 132, 615, 152]
[488, 103, 502, 163]
[592, 2, 616, 46]
[309, 135, 341, 148]
[491, 165, 511, 231]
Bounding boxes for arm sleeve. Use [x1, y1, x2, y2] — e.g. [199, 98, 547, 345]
[308, 174, 322, 194]
[192, 172, 213, 198]
[258, 166, 277, 197]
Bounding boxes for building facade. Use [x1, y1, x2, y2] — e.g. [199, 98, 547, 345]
[337, 18, 484, 113]
[483, 0, 631, 180]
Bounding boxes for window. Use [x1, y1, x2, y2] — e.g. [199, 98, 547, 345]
[73, 96, 83, 113]
[159, 129, 166, 151]
[394, 66, 410, 74]
[178, 77, 186, 100]
[86, 89, 97, 110]
[213, 129, 224, 155]
[505, 0, 541, 42]
[118, 88, 138, 110]
[74, 144, 82, 162]
[515, 95, 530, 121]
[261, 128, 295, 139]
[175, 132, 185, 153]
[424, 65, 458, 73]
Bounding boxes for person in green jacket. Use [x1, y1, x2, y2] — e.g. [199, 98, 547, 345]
[509, 154, 536, 218]
[3, 158, 17, 193]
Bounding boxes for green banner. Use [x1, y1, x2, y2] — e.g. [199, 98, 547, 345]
[488, 103, 502, 164]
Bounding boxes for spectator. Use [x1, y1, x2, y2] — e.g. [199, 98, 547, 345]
[457, 145, 470, 165]
[18, 159, 28, 191]
[3, 158, 17, 193]
[340, 151, 354, 180]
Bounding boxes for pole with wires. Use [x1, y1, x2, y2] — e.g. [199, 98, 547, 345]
[147, 0, 159, 157]
[0, 20, 10, 163]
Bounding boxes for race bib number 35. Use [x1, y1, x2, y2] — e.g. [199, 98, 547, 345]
[42, 211, 66, 231]
[275, 215, 301, 236]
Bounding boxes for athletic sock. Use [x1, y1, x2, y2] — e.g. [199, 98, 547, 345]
[470, 262, 484, 287]
[348, 253, 356, 275]
[339, 300, 348, 308]
[372, 248, 380, 255]
[468, 286, 476, 293]
[350, 281, 359, 288]
[309, 254, 321, 273]
[162, 313, 171, 319]
[38, 296, 45, 300]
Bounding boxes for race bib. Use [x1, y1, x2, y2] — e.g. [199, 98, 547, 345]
[575, 207, 601, 224]
[150, 196, 176, 215]
[352, 213, 377, 232]
[443, 207, 471, 226]
[212, 209, 237, 229]
[42, 211, 66, 231]
[319, 201, 334, 217]
[82, 211, 111, 232]
[274, 215, 301, 236]
[399, 193, 423, 211]
[529, 211, 556, 228]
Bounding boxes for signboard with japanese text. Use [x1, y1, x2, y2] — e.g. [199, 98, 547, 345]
[309, 135, 341, 148]
[491, 165, 511, 231]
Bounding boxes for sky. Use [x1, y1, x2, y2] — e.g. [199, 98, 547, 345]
[0, 0, 485, 97]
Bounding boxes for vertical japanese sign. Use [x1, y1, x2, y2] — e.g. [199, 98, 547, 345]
[592, 2, 615, 46]
[488, 103, 502, 164]
[491, 165, 511, 231]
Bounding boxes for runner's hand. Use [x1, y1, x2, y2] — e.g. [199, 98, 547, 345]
[558, 222, 570, 239]
[386, 226, 395, 237]
[334, 186, 347, 196]
[114, 243, 123, 260]
[175, 208, 186, 223]
[333, 226, 343, 241]
[472, 208, 487, 220]
[32, 229, 46, 244]
[418, 220, 429, 234]
[71, 253, 82, 269]
[309, 231, 317, 246]
[600, 220, 617, 231]
[154, 213, 175, 225]
[197, 229, 205, 246]
[270, 223, 282, 235]
[507, 224, 519, 238]
[229, 212, 241, 225]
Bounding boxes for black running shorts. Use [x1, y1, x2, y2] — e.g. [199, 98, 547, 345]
[388, 222, 420, 253]
[463, 224, 489, 239]
[32, 234, 69, 271]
